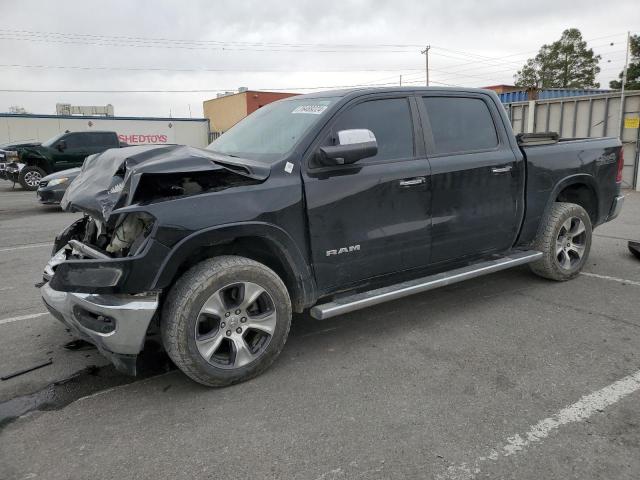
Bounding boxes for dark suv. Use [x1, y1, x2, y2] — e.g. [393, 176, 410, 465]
[6, 131, 122, 190]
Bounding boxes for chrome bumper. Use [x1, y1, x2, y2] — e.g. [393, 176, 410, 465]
[608, 195, 625, 221]
[41, 282, 159, 374]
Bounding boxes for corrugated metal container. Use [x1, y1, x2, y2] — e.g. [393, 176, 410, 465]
[502, 91, 640, 190]
[498, 88, 613, 103]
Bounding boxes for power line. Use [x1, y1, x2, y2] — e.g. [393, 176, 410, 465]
[0, 30, 421, 53]
[0, 28, 427, 49]
[0, 35, 418, 54]
[0, 78, 464, 94]
[0, 63, 425, 74]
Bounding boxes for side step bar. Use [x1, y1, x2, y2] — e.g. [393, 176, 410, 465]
[310, 250, 543, 320]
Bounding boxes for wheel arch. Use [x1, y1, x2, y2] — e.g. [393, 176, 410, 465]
[539, 174, 600, 232]
[152, 222, 316, 312]
[20, 153, 52, 173]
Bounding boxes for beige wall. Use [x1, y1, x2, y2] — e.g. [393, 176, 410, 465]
[203, 93, 248, 133]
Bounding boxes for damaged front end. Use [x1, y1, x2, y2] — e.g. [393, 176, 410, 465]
[41, 144, 269, 375]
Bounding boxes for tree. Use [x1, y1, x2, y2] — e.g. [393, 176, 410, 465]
[515, 29, 601, 88]
[610, 34, 640, 90]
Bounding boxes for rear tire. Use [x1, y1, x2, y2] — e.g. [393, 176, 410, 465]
[161, 256, 292, 387]
[529, 202, 592, 281]
[18, 166, 45, 191]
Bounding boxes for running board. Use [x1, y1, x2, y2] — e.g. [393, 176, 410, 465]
[310, 250, 543, 320]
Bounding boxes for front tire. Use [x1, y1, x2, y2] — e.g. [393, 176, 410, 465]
[18, 166, 45, 191]
[529, 202, 592, 281]
[161, 256, 292, 387]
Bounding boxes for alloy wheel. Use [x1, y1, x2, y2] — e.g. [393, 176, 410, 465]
[194, 282, 277, 369]
[24, 171, 42, 187]
[555, 216, 587, 270]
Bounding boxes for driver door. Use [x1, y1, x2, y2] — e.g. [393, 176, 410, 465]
[302, 95, 432, 292]
[51, 133, 90, 171]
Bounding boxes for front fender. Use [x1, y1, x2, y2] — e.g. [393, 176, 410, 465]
[21, 149, 52, 172]
[152, 221, 316, 309]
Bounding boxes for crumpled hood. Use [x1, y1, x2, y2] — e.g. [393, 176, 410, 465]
[61, 144, 270, 223]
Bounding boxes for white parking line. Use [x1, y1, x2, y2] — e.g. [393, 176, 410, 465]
[438, 369, 640, 479]
[0, 312, 49, 326]
[0, 242, 51, 253]
[580, 272, 640, 287]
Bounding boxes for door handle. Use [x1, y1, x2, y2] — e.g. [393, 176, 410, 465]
[399, 177, 426, 187]
[491, 165, 513, 174]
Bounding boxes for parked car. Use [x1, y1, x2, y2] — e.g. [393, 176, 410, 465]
[0, 140, 39, 180]
[36, 168, 81, 205]
[6, 131, 123, 190]
[40, 87, 624, 387]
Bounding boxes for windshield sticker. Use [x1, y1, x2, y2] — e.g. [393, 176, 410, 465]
[284, 162, 294, 174]
[292, 105, 328, 115]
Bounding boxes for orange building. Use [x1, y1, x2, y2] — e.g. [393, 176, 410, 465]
[482, 84, 521, 94]
[203, 89, 298, 136]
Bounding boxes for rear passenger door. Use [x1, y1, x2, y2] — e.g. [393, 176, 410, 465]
[418, 94, 524, 264]
[87, 132, 119, 155]
[303, 95, 431, 292]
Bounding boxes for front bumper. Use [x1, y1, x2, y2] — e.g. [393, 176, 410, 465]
[41, 282, 159, 375]
[5, 163, 24, 183]
[607, 195, 625, 222]
[37, 186, 66, 204]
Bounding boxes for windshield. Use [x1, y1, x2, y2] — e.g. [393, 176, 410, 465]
[207, 97, 338, 163]
[42, 133, 66, 148]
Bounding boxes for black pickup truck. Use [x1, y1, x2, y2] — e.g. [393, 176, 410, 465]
[4, 130, 122, 190]
[40, 87, 624, 387]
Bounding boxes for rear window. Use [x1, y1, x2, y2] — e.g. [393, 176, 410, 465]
[422, 97, 498, 154]
[89, 132, 118, 148]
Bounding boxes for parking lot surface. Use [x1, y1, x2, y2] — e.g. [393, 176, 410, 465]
[1, 184, 639, 480]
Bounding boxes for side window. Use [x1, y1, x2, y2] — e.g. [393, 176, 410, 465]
[332, 98, 414, 162]
[90, 133, 117, 148]
[422, 97, 498, 155]
[63, 134, 82, 149]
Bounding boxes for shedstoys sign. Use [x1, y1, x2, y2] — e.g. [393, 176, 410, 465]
[118, 134, 169, 144]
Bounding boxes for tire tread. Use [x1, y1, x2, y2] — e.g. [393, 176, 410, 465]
[161, 255, 291, 387]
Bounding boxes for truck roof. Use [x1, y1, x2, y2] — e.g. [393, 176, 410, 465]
[295, 86, 497, 100]
[66, 130, 117, 134]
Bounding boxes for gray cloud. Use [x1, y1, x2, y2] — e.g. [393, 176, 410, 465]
[0, 0, 636, 117]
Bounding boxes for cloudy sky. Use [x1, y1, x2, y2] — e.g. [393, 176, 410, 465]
[0, 0, 637, 118]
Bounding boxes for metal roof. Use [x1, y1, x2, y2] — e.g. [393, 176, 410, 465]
[0, 113, 208, 122]
[498, 88, 614, 104]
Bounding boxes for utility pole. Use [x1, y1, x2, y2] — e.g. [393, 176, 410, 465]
[399, 74, 402, 86]
[421, 45, 431, 86]
[618, 31, 631, 137]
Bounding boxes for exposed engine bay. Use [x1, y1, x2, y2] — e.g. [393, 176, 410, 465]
[61, 144, 269, 224]
[45, 144, 269, 279]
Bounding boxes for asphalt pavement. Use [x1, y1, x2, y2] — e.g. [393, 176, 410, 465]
[0, 183, 639, 480]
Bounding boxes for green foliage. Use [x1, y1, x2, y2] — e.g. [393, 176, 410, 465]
[610, 35, 640, 90]
[515, 29, 601, 88]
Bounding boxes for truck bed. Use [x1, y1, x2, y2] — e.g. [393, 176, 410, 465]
[518, 136, 622, 244]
